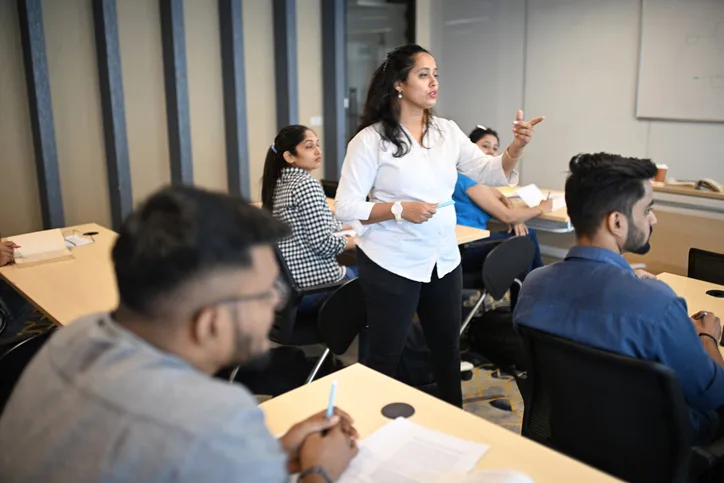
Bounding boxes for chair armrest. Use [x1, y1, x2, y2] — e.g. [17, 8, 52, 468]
[299, 280, 347, 296]
[459, 238, 503, 253]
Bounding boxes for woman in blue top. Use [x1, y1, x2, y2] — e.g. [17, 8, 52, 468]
[453, 126, 552, 275]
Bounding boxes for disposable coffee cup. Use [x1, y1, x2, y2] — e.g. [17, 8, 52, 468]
[655, 164, 668, 183]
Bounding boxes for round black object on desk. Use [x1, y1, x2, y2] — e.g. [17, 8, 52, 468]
[381, 402, 415, 419]
[706, 290, 724, 298]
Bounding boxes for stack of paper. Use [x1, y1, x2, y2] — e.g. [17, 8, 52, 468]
[515, 184, 566, 212]
[338, 417, 490, 483]
[7, 229, 73, 268]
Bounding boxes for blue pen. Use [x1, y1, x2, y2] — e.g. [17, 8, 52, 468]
[326, 380, 338, 419]
[438, 200, 455, 208]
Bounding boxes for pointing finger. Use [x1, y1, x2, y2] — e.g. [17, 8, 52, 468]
[529, 116, 545, 126]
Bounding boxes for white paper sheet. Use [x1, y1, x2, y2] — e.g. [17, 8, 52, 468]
[515, 184, 545, 208]
[338, 418, 490, 483]
[64, 235, 93, 249]
[514, 185, 566, 212]
[335, 230, 357, 238]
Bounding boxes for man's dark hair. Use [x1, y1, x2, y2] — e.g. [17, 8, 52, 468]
[112, 186, 290, 315]
[565, 153, 657, 238]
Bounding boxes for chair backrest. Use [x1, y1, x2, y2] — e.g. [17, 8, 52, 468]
[688, 248, 724, 285]
[0, 330, 55, 415]
[269, 247, 305, 344]
[482, 236, 535, 300]
[519, 326, 692, 483]
[317, 278, 366, 355]
[320, 179, 339, 199]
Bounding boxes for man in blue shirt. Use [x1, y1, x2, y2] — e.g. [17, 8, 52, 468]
[514, 152, 724, 445]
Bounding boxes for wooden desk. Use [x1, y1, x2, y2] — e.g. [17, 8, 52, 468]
[497, 187, 572, 233]
[653, 182, 724, 202]
[0, 223, 118, 326]
[657, 273, 724, 357]
[251, 199, 490, 245]
[261, 364, 618, 482]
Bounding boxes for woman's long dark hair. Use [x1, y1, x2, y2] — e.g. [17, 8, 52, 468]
[261, 125, 310, 211]
[356, 44, 436, 158]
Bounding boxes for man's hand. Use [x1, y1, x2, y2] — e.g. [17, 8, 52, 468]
[298, 424, 358, 482]
[401, 202, 438, 224]
[280, 407, 358, 473]
[0, 241, 19, 267]
[692, 311, 722, 342]
[634, 269, 657, 280]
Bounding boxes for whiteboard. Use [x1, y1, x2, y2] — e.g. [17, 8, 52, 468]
[637, 0, 724, 123]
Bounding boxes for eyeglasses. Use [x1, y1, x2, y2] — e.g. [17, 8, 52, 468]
[210, 277, 290, 312]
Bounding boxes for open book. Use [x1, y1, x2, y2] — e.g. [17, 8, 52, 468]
[7, 229, 73, 268]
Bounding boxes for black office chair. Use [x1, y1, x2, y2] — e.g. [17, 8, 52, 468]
[228, 249, 366, 385]
[688, 248, 724, 285]
[459, 235, 535, 336]
[0, 329, 55, 415]
[320, 179, 339, 199]
[518, 325, 692, 483]
[267, 248, 348, 346]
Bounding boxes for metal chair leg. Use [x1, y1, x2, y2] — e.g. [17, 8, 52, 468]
[461, 290, 486, 336]
[228, 365, 240, 383]
[305, 348, 330, 384]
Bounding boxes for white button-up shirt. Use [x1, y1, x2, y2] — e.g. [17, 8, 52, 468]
[335, 117, 519, 283]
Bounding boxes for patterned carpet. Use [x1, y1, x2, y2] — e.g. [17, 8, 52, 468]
[0, 309, 55, 345]
[462, 361, 524, 434]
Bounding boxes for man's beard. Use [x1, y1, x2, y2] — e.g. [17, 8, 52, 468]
[228, 306, 271, 371]
[625, 222, 653, 255]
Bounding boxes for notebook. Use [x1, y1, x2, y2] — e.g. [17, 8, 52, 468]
[7, 229, 74, 268]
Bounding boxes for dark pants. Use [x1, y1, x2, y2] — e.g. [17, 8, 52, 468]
[297, 266, 359, 314]
[0, 280, 33, 339]
[461, 229, 543, 276]
[356, 248, 463, 407]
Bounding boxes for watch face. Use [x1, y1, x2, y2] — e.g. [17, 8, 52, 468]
[392, 203, 402, 215]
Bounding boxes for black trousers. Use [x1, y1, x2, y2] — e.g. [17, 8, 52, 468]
[356, 248, 463, 407]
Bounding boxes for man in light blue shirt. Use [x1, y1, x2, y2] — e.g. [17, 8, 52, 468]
[514, 153, 724, 444]
[0, 187, 358, 482]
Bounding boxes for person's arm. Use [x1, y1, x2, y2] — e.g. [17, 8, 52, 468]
[692, 311, 724, 367]
[456, 112, 544, 186]
[334, 129, 438, 226]
[655, 299, 724, 413]
[453, 120, 517, 187]
[180, 407, 288, 482]
[297, 179, 347, 258]
[465, 184, 551, 225]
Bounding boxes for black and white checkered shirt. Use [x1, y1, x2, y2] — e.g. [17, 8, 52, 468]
[273, 167, 347, 288]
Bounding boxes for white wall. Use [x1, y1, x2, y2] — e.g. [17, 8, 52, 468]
[431, 0, 724, 189]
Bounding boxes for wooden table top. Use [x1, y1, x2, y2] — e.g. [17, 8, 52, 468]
[657, 272, 724, 357]
[497, 186, 570, 224]
[0, 223, 118, 326]
[260, 364, 619, 482]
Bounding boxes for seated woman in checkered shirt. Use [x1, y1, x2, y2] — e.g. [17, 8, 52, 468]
[261, 125, 358, 313]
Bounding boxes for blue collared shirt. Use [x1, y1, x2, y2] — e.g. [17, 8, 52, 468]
[514, 246, 724, 444]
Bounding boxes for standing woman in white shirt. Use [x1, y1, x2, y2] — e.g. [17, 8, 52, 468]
[334, 44, 543, 406]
